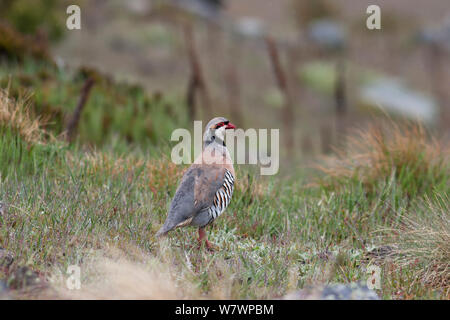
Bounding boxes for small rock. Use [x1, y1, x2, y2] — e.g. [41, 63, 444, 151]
[307, 19, 347, 50]
[359, 78, 438, 124]
[173, 0, 223, 20]
[0, 280, 9, 299]
[7, 266, 41, 290]
[122, 0, 153, 16]
[417, 17, 450, 52]
[283, 282, 379, 300]
[0, 248, 14, 269]
[235, 17, 266, 38]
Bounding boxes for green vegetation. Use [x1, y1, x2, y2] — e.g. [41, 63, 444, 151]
[0, 0, 67, 42]
[0, 22, 448, 299]
[0, 82, 448, 298]
[0, 59, 189, 153]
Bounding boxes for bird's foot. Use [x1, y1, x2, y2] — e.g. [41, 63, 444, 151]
[197, 228, 215, 251]
[197, 238, 216, 252]
[205, 240, 217, 252]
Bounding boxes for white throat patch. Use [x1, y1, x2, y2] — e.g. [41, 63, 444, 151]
[214, 126, 226, 141]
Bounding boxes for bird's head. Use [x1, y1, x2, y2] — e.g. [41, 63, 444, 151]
[203, 117, 236, 147]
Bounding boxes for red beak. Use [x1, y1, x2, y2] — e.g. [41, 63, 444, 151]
[225, 122, 236, 130]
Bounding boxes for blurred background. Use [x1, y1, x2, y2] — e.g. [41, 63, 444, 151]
[1, 1, 449, 300]
[1, 0, 449, 170]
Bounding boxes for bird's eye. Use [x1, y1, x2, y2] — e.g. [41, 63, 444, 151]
[215, 122, 224, 128]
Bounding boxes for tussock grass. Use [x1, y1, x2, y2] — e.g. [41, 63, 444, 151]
[0, 88, 46, 144]
[0, 89, 62, 178]
[317, 123, 448, 197]
[383, 196, 449, 297]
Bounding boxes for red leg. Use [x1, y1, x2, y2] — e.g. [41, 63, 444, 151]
[198, 227, 206, 242]
[198, 228, 214, 251]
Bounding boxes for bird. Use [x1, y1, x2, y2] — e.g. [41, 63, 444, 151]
[156, 117, 236, 249]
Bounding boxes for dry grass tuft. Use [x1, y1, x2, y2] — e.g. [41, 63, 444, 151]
[383, 196, 449, 296]
[67, 150, 183, 184]
[45, 245, 205, 300]
[317, 122, 448, 194]
[0, 88, 47, 144]
[77, 151, 146, 178]
[59, 258, 181, 299]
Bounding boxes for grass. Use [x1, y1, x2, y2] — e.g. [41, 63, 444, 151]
[0, 88, 46, 144]
[0, 84, 449, 299]
[0, 53, 448, 299]
[0, 58, 189, 152]
[382, 195, 449, 297]
[317, 122, 448, 198]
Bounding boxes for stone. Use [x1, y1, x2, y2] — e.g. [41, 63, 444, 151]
[359, 78, 438, 124]
[283, 282, 379, 300]
[0, 249, 14, 269]
[0, 280, 9, 300]
[307, 19, 347, 51]
[7, 266, 41, 290]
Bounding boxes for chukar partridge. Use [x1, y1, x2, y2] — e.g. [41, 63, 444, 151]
[156, 117, 236, 249]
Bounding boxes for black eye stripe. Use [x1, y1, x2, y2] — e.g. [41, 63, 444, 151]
[215, 121, 229, 129]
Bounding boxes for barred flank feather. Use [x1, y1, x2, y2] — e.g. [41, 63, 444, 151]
[208, 169, 234, 223]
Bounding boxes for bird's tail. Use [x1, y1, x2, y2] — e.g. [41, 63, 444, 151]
[156, 213, 180, 238]
[155, 220, 174, 238]
[155, 226, 168, 238]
